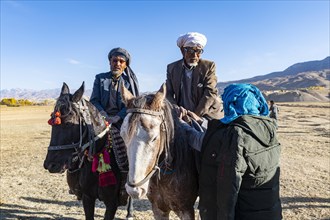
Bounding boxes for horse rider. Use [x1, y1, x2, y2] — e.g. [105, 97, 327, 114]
[90, 47, 139, 129]
[166, 32, 222, 128]
[90, 47, 139, 205]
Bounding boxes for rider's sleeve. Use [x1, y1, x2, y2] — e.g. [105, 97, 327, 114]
[180, 119, 205, 152]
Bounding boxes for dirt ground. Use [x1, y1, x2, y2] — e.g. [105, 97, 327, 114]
[0, 103, 329, 220]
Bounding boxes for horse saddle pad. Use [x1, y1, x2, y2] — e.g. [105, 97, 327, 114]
[110, 126, 128, 172]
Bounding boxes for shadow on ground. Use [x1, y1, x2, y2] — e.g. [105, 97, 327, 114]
[282, 196, 330, 210]
[0, 196, 151, 219]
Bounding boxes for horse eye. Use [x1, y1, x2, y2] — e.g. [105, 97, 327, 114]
[151, 136, 157, 142]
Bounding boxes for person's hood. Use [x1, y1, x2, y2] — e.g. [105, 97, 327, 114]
[230, 115, 278, 147]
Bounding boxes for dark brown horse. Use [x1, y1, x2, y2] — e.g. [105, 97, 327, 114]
[43, 82, 133, 220]
[120, 83, 199, 219]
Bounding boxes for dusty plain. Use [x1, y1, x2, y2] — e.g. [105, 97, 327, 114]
[0, 103, 329, 219]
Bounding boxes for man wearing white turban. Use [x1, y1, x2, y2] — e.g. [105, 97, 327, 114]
[176, 32, 208, 49]
[166, 32, 222, 125]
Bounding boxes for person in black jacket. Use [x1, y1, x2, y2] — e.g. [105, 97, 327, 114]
[182, 83, 282, 220]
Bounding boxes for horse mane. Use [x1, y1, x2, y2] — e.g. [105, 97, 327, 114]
[127, 93, 171, 141]
[54, 94, 80, 124]
[54, 94, 106, 137]
[128, 93, 195, 174]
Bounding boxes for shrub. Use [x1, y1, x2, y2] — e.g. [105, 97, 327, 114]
[0, 98, 35, 107]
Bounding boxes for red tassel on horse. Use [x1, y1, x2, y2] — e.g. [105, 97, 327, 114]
[103, 148, 110, 164]
[92, 155, 98, 172]
[99, 171, 117, 187]
[48, 118, 53, 125]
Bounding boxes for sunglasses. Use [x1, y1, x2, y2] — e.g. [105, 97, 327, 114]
[184, 47, 204, 55]
[111, 58, 126, 64]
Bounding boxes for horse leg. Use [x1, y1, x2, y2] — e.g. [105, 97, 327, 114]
[151, 204, 170, 220]
[152, 208, 170, 220]
[147, 183, 170, 220]
[103, 199, 117, 220]
[174, 208, 195, 220]
[126, 196, 134, 220]
[82, 193, 96, 220]
[101, 187, 118, 220]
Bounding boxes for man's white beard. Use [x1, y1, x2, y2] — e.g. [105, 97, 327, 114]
[187, 62, 198, 67]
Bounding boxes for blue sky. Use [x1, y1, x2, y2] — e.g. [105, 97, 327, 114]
[1, 0, 329, 92]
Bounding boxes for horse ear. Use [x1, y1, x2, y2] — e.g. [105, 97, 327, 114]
[72, 82, 85, 103]
[151, 83, 166, 110]
[121, 81, 135, 106]
[60, 82, 70, 95]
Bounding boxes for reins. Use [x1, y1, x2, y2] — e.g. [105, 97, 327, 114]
[126, 108, 163, 116]
[125, 108, 169, 188]
[127, 166, 160, 188]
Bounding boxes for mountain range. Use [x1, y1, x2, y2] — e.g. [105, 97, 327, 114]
[0, 87, 93, 102]
[1, 57, 329, 102]
[217, 56, 329, 91]
[217, 56, 329, 102]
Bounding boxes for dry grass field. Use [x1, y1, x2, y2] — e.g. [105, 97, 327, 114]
[0, 103, 329, 220]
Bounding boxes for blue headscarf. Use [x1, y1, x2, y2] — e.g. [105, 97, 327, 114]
[220, 84, 269, 124]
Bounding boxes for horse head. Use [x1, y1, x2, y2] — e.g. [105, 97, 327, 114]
[43, 82, 107, 173]
[121, 83, 175, 199]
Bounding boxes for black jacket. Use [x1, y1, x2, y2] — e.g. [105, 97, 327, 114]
[199, 115, 282, 220]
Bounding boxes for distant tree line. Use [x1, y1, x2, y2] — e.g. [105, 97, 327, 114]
[307, 86, 326, 90]
[0, 98, 54, 107]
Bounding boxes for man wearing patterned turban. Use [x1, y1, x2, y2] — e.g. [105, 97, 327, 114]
[90, 47, 139, 128]
[90, 47, 139, 205]
[166, 32, 222, 126]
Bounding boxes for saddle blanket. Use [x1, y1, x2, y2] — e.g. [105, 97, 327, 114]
[110, 126, 129, 172]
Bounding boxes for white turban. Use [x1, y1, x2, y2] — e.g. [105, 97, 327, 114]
[176, 32, 207, 48]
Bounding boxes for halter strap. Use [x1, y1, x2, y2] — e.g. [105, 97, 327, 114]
[48, 123, 110, 151]
[48, 142, 81, 151]
[127, 166, 160, 188]
[48, 118, 85, 151]
[126, 107, 170, 187]
[80, 124, 110, 152]
[47, 98, 110, 152]
[126, 108, 163, 116]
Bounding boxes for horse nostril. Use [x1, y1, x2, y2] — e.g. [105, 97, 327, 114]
[44, 161, 53, 170]
[44, 162, 61, 173]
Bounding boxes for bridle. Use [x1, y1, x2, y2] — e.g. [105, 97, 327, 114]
[125, 108, 168, 188]
[47, 99, 110, 169]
